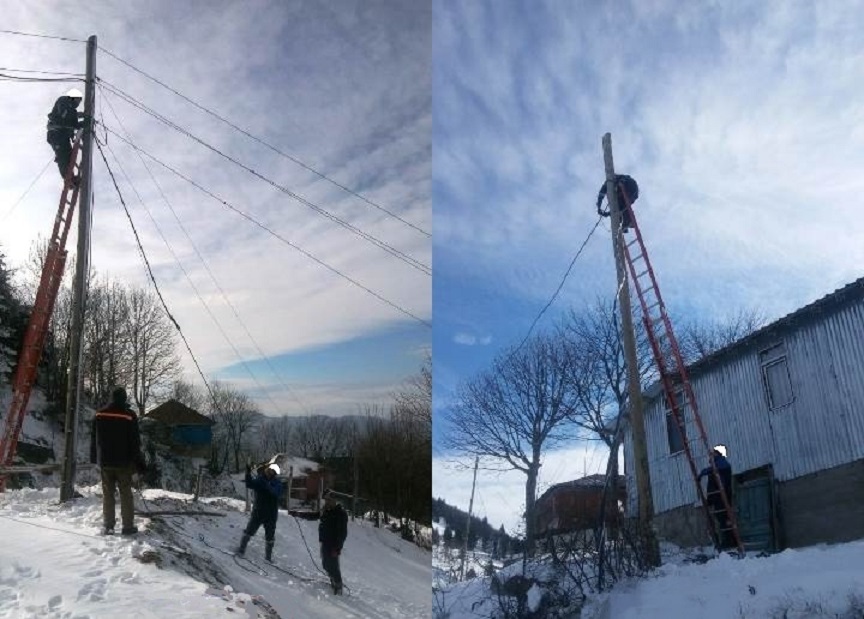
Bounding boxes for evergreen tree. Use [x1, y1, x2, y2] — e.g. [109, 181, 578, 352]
[0, 248, 24, 386]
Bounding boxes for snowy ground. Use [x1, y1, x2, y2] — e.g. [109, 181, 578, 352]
[0, 486, 431, 618]
[435, 540, 864, 619]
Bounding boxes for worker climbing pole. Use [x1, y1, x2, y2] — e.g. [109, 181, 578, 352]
[599, 133, 744, 556]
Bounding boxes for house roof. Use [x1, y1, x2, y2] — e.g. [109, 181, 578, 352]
[145, 400, 214, 426]
[537, 474, 624, 503]
[685, 276, 864, 377]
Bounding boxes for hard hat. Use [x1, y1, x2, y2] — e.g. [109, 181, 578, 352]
[713, 444, 727, 457]
[66, 88, 83, 99]
[267, 463, 281, 475]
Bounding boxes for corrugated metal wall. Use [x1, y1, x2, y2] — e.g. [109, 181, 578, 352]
[626, 298, 864, 515]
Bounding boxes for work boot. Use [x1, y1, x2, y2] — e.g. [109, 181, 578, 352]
[265, 540, 274, 562]
[121, 526, 138, 536]
[236, 534, 250, 556]
[102, 527, 114, 536]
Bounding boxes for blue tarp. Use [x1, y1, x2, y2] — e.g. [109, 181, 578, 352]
[171, 425, 212, 446]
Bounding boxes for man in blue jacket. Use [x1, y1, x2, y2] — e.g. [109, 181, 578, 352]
[698, 447, 734, 549]
[236, 462, 283, 561]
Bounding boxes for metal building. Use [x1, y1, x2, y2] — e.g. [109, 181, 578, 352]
[623, 277, 864, 550]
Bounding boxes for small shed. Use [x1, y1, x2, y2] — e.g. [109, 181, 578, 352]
[144, 399, 214, 458]
[535, 474, 626, 538]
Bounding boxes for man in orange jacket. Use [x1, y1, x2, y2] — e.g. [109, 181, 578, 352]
[90, 386, 147, 536]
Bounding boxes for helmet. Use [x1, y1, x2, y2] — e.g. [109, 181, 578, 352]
[267, 463, 281, 475]
[713, 444, 727, 457]
[66, 88, 83, 99]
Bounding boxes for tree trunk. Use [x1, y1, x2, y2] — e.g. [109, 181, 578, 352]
[524, 463, 539, 557]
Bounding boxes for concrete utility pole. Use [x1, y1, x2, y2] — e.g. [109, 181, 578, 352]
[460, 456, 479, 579]
[60, 35, 97, 503]
[602, 133, 660, 566]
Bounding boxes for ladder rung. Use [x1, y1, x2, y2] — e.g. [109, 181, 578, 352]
[635, 269, 650, 279]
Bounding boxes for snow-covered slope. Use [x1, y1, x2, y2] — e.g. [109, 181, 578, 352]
[0, 486, 431, 618]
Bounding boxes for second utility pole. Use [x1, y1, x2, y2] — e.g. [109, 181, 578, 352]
[601, 132, 660, 567]
[60, 34, 97, 503]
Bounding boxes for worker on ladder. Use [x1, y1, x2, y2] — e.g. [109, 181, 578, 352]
[46, 87, 84, 182]
[698, 445, 734, 549]
[597, 174, 639, 232]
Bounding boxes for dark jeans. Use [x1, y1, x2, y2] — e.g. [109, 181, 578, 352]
[321, 544, 342, 586]
[244, 511, 276, 542]
[47, 131, 74, 179]
[101, 465, 135, 530]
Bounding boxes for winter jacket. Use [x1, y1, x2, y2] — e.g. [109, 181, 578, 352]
[245, 470, 282, 523]
[699, 453, 732, 497]
[46, 96, 83, 137]
[291, 503, 348, 552]
[596, 174, 639, 211]
[90, 404, 146, 469]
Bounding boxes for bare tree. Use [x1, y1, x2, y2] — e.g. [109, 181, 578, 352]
[83, 279, 132, 405]
[259, 414, 296, 455]
[678, 308, 767, 364]
[208, 381, 260, 473]
[126, 287, 181, 415]
[393, 352, 432, 428]
[168, 379, 207, 412]
[444, 333, 580, 556]
[293, 414, 349, 461]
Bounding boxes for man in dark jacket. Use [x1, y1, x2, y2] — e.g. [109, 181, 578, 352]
[90, 386, 147, 536]
[46, 88, 85, 181]
[698, 447, 734, 549]
[596, 174, 639, 232]
[290, 489, 349, 594]
[236, 462, 283, 561]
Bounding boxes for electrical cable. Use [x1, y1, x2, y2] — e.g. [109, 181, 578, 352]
[0, 158, 54, 223]
[99, 124, 431, 328]
[0, 72, 81, 83]
[0, 66, 83, 76]
[94, 137, 219, 408]
[0, 29, 85, 43]
[510, 215, 604, 356]
[98, 85, 308, 413]
[98, 80, 430, 275]
[100, 137, 286, 416]
[99, 47, 429, 238]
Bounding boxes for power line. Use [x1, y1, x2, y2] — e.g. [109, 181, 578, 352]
[0, 29, 86, 43]
[100, 137, 289, 417]
[510, 216, 604, 356]
[99, 86, 309, 413]
[0, 66, 84, 76]
[0, 72, 81, 83]
[98, 80, 430, 275]
[1, 158, 53, 223]
[95, 137, 219, 408]
[99, 47, 430, 238]
[100, 124, 431, 328]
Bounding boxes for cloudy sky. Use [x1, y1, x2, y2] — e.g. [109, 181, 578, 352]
[433, 0, 864, 531]
[0, 1, 431, 416]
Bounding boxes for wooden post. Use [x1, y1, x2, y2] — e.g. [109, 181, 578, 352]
[286, 466, 293, 510]
[352, 455, 359, 521]
[317, 475, 324, 512]
[60, 35, 97, 503]
[460, 456, 479, 579]
[602, 133, 660, 567]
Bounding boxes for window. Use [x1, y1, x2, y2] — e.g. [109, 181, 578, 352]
[760, 343, 794, 409]
[665, 389, 688, 454]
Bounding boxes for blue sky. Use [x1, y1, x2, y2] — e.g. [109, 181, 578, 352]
[0, 0, 431, 416]
[433, 0, 864, 530]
